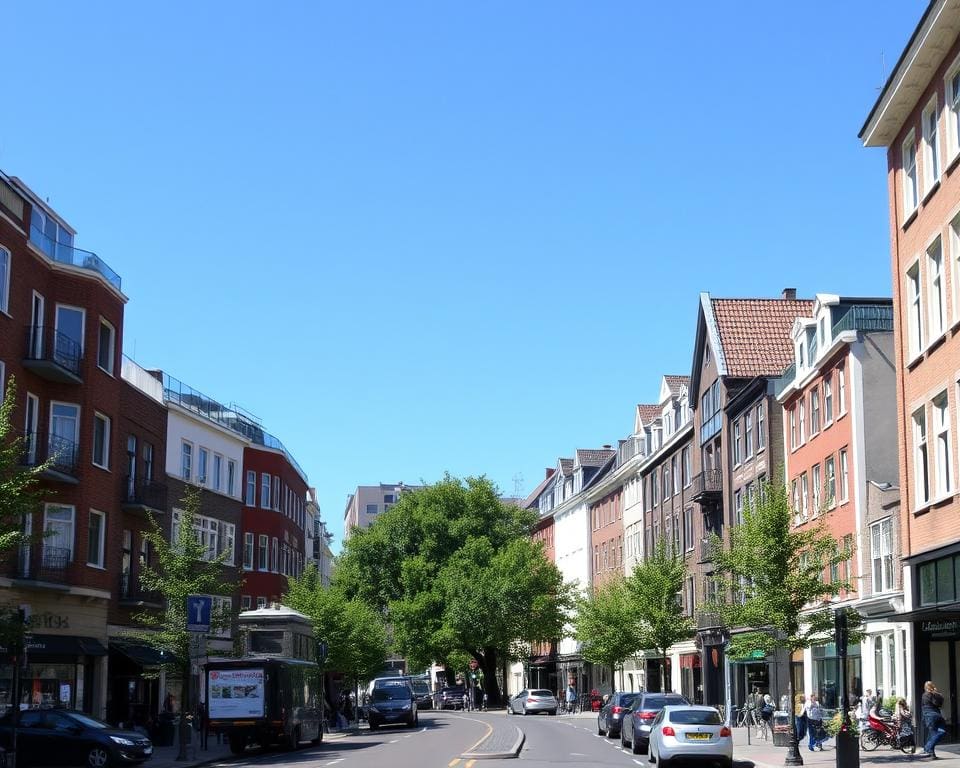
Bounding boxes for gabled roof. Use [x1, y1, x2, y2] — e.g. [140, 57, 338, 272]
[663, 375, 689, 396]
[575, 448, 616, 468]
[522, 469, 556, 510]
[636, 404, 661, 426]
[583, 452, 617, 492]
[558, 458, 574, 476]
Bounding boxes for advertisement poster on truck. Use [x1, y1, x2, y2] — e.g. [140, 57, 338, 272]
[208, 668, 265, 719]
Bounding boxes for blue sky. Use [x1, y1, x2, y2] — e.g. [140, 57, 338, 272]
[2, 2, 924, 547]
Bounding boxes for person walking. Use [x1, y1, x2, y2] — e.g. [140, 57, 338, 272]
[794, 693, 807, 742]
[922, 680, 947, 759]
[805, 693, 825, 751]
[566, 683, 577, 714]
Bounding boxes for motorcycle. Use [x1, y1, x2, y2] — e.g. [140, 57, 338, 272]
[859, 711, 915, 754]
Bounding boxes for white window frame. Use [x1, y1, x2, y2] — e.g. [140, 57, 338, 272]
[246, 470, 256, 505]
[790, 407, 797, 450]
[906, 260, 924, 359]
[840, 448, 850, 503]
[241, 595, 252, 611]
[271, 537, 279, 573]
[273, 475, 280, 510]
[838, 365, 847, 415]
[87, 509, 106, 568]
[903, 129, 919, 214]
[261, 473, 271, 509]
[24, 392, 38, 464]
[825, 456, 837, 508]
[952, 215, 960, 323]
[870, 518, 894, 595]
[257, 597, 267, 609]
[801, 472, 809, 519]
[198, 446, 209, 486]
[913, 407, 931, 508]
[258, 534, 269, 571]
[243, 532, 254, 570]
[812, 463, 822, 514]
[227, 459, 236, 497]
[213, 453, 223, 492]
[923, 95, 941, 192]
[733, 420, 742, 465]
[0, 246, 9, 315]
[44, 503, 76, 561]
[97, 318, 116, 375]
[928, 236, 946, 339]
[810, 386, 820, 436]
[935, 390, 953, 497]
[945, 54, 960, 162]
[824, 378, 833, 426]
[745, 410, 754, 459]
[92, 412, 111, 469]
[799, 401, 806, 444]
[180, 440, 192, 481]
[757, 403, 765, 450]
[54, 303, 86, 355]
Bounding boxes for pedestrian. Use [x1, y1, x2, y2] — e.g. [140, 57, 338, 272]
[759, 694, 775, 728]
[895, 697, 915, 746]
[566, 683, 577, 714]
[794, 693, 807, 741]
[804, 693, 825, 752]
[163, 693, 175, 714]
[921, 680, 946, 759]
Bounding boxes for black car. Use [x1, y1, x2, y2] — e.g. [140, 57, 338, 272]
[620, 693, 690, 754]
[409, 679, 433, 710]
[0, 709, 153, 767]
[597, 691, 640, 738]
[438, 686, 466, 710]
[367, 685, 418, 730]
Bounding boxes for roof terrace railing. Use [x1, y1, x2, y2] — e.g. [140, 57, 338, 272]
[29, 222, 122, 291]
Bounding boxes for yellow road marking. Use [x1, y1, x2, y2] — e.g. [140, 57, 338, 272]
[463, 718, 494, 753]
[466, 761, 476, 768]
[449, 760, 461, 767]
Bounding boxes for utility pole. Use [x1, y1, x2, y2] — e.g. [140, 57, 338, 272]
[10, 605, 29, 768]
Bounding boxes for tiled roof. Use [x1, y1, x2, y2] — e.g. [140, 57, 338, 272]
[711, 298, 813, 378]
[664, 375, 689, 395]
[558, 458, 574, 476]
[522, 470, 556, 509]
[576, 448, 616, 467]
[636, 404, 661, 425]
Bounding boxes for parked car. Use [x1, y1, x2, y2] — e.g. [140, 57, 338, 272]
[648, 705, 732, 768]
[408, 678, 434, 710]
[620, 692, 690, 754]
[597, 691, 641, 737]
[438, 686, 466, 710]
[507, 689, 558, 716]
[367, 684, 418, 730]
[0, 709, 153, 767]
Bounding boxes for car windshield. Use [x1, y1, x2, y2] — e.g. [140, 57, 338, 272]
[669, 709, 722, 725]
[642, 696, 688, 710]
[410, 680, 430, 694]
[64, 713, 110, 729]
[373, 687, 411, 702]
[619, 694, 639, 707]
[530, 690, 553, 697]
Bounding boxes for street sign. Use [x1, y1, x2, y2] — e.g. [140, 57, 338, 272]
[187, 595, 212, 633]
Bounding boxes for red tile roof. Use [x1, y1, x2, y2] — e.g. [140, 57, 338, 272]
[711, 298, 813, 377]
[636, 404, 661, 425]
[663, 375, 689, 395]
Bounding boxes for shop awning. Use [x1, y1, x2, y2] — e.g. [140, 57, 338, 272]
[109, 641, 173, 668]
[26, 635, 107, 656]
[529, 655, 556, 666]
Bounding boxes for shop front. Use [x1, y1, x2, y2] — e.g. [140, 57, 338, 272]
[913, 617, 960, 743]
[680, 653, 702, 703]
[810, 640, 861, 712]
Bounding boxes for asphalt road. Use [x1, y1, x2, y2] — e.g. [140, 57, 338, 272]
[200, 711, 657, 768]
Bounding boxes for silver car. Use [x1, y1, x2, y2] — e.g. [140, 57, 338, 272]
[647, 705, 733, 768]
[508, 688, 558, 716]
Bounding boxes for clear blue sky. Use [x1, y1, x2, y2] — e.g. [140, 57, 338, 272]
[2, 2, 924, 548]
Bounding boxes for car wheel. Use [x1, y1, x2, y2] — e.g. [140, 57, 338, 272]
[229, 733, 246, 755]
[621, 727, 629, 748]
[657, 755, 670, 768]
[632, 735, 642, 755]
[549, 709, 557, 716]
[369, 722, 379, 731]
[598, 717, 605, 735]
[87, 746, 111, 768]
[522, 706, 529, 716]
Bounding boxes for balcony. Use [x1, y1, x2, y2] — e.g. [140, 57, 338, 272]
[691, 469, 723, 504]
[29, 222, 122, 291]
[6, 544, 70, 584]
[121, 476, 167, 515]
[697, 537, 714, 564]
[21, 431, 80, 484]
[696, 611, 723, 630]
[118, 572, 162, 607]
[22, 326, 83, 384]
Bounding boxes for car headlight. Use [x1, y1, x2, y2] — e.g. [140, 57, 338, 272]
[400, 702, 411, 710]
[110, 736, 136, 746]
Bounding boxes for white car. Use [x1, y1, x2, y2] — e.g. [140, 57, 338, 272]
[647, 705, 732, 768]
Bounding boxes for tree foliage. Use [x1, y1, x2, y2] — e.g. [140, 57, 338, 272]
[574, 577, 643, 686]
[707, 480, 859, 660]
[284, 564, 388, 685]
[334, 475, 571, 702]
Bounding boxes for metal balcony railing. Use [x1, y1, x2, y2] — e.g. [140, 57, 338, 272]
[691, 469, 723, 502]
[29, 222, 122, 290]
[8, 544, 70, 582]
[22, 325, 83, 381]
[696, 611, 723, 630]
[122, 476, 168, 512]
[21, 431, 80, 479]
[118, 572, 162, 604]
[831, 304, 894, 336]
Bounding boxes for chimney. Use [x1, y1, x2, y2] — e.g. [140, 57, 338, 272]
[781, 288, 796, 300]
[545, 468, 553, 479]
[602, 445, 612, 450]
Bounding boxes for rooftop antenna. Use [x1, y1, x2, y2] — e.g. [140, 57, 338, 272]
[512, 473, 524, 498]
[878, 51, 886, 92]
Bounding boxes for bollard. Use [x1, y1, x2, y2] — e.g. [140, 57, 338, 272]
[834, 725, 859, 768]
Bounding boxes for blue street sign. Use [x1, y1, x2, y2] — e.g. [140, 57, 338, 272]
[187, 595, 212, 633]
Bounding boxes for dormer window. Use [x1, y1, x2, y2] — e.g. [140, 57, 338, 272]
[797, 342, 804, 370]
[818, 317, 826, 348]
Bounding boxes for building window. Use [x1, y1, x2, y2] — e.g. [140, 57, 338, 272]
[212, 454, 222, 491]
[243, 532, 254, 570]
[838, 365, 847, 415]
[241, 595, 252, 611]
[934, 391, 952, 496]
[871, 518, 894, 594]
[181, 441, 192, 481]
[948, 58, 960, 159]
[907, 261, 924, 358]
[825, 456, 836, 507]
[0, 246, 9, 314]
[810, 387, 820, 435]
[87, 509, 106, 568]
[923, 96, 941, 191]
[366, 503, 378, 514]
[273, 475, 280, 510]
[261, 473, 271, 509]
[745, 410, 754, 459]
[245, 471, 256, 505]
[792, 480, 800, 520]
[824, 379, 833, 425]
[914, 407, 931, 507]
[652, 472, 659, 506]
[97, 319, 115, 374]
[682, 446, 691, 487]
[257, 597, 267, 609]
[44, 504, 75, 561]
[663, 466, 670, 499]
[799, 401, 806, 444]
[672, 456, 679, 494]
[839, 448, 849, 503]
[684, 507, 694, 552]
[143, 442, 154, 481]
[801, 473, 809, 519]
[227, 460, 236, 496]
[172, 510, 234, 564]
[790, 407, 797, 450]
[903, 130, 918, 212]
[198, 447, 209, 485]
[734, 489, 743, 526]
[258, 534, 269, 571]
[812, 463, 822, 514]
[92, 413, 110, 469]
[929, 237, 948, 339]
[272, 537, 279, 573]
[733, 420, 742, 465]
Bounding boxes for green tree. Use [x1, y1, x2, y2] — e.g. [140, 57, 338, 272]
[127, 486, 236, 760]
[574, 577, 644, 697]
[708, 480, 858, 764]
[335, 475, 571, 704]
[626, 542, 694, 692]
[285, 565, 387, 721]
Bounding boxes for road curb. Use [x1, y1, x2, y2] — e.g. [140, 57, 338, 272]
[460, 724, 525, 760]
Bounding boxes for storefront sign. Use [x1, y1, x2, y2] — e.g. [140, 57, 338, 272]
[920, 619, 960, 638]
[26, 613, 70, 630]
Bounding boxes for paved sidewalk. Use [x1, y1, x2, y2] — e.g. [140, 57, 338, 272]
[146, 728, 352, 768]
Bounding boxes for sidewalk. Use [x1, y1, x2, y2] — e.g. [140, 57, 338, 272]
[146, 728, 353, 768]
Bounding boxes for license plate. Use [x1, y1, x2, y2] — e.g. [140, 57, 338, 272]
[143, 747, 153, 755]
[686, 733, 712, 740]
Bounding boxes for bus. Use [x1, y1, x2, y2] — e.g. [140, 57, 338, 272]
[206, 657, 323, 754]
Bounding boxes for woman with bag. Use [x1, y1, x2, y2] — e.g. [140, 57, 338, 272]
[922, 681, 946, 759]
[804, 693, 825, 751]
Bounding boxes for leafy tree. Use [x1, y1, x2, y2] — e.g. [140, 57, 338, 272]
[707, 480, 859, 763]
[574, 577, 643, 693]
[285, 564, 388, 720]
[335, 475, 571, 704]
[625, 542, 694, 692]
[127, 486, 236, 760]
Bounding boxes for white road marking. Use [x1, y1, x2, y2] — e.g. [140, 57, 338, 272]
[633, 761, 644, 765]
[389, 738, 399, 743]
[326, 760, 345, 766]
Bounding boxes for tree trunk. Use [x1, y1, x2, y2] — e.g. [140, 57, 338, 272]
[661, 649, 670, 693]
[611, 663, 616, 695]
[177, 660, 191, 761]
[480, 647, 500, 705]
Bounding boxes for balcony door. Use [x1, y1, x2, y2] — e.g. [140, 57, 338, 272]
[49, 402, 79, 467]
[126, 435, 137, 499]
[54, 304, 84, 369]
[29, 292, 44, 358]
[24, 393, 38, 464]
[18, 512, 32, 577]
